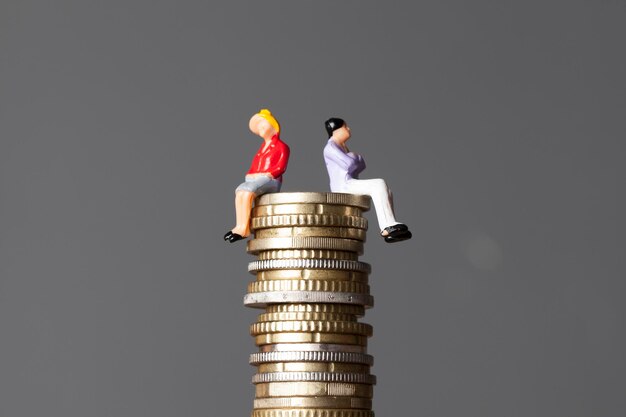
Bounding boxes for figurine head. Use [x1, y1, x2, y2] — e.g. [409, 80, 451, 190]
[325, 117, 351, 144]
[250, 109, 280, 140]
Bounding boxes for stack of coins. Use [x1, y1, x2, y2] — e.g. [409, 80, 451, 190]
[243, 192, 376, 417]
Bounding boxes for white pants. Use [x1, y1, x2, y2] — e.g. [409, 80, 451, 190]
[342, 178, 399, 232]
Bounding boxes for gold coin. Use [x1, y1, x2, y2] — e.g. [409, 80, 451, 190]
[252, 409, 374, 417]
[248, 280, 369, 294]
[255, 227, 367, 242]
[255, 192, 371, 210]
[255, 382, 373, 398]
[247, 237, 364, 255]
[252, 214, 368, 230]
[255, 270, 369, 283]
[258, 343, 368, 354]
[256, 311, 358, 323]
[250, 321, 373, 337]
[257, 249, 358, 261]
[253, 396, 372, 409]
[253, 204, 362, 218]
[257, 362, 371, 373]
[264, 304, 365, 316]
[255, 333, 368, 346]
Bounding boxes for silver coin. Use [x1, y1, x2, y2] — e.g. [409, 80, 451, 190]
[260, 343, 367, 353]
[248, 259, 371, 273]
[250, 351, 374, 365]
[252, 371, 377, 385]
[244, 291, 374, 308]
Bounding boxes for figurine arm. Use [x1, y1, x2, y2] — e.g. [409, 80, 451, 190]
[352, 154, 366, 176]
[267, 143, 290, 179]
[246, 172, 270, 179]
[324, 142, 356, 170]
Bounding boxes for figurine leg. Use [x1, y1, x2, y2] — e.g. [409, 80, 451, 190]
[232, 190, 256, 237]
[226, 175, 282, 242]
[344, 178, 400, 231]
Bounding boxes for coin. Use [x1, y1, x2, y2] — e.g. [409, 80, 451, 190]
[250, 321, 373, 337]
[252, 372, 376, 384]
[248, 259, 371, 273]
[257, 249, 358, 261]
[251, 410, 374, 417]
[253, 204, 363, 217]
[255, 311, 358, 323]
[258, 362, 370, 373]
[255, 333, 369, 346]
[248, 280, 369, 294]
[252, 214, 368, 230]
[264, 304, 365, 316]
[255, 227, 367, 242]
[244, 291, 374, 309]
[255, 382, 374, 398]
[249, 351, 374, 366]
[259, 343, 367, 353]
[255, 270, 369, 282]
[253, 396, 372, 409]
[255, 192, 371, 209]
[247, 237, 364, 255]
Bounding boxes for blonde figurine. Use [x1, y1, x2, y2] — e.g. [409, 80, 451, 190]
[224, 109, 290, 243]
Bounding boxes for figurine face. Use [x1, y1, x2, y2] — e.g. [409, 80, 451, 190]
[332, 124, 351, 145]
[249, 115, 277, 140]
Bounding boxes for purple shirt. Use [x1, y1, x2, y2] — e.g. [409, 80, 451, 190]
[323, 139, 366, 192]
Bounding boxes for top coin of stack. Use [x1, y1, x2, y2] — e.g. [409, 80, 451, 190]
[244, 192, 376, 417]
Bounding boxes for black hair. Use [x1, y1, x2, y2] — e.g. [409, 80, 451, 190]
[324, 118, 345, 138]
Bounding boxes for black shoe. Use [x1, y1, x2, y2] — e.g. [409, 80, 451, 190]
[223, 231, 244, 243]
[384, 230, 412, 243]
[382, 224, 408, 234]
[381, 224, 412, 243]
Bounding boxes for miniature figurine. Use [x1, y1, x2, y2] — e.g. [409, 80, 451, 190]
[323, 117, 412, 243]
[224, 109, 290, 243]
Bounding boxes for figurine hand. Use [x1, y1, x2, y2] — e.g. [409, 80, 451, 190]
[246, 173, 273, 180]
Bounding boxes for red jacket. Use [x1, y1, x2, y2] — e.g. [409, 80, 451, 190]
[247, 134, 290, 182]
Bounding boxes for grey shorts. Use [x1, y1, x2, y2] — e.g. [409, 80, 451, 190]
[236, 175, 282, 195]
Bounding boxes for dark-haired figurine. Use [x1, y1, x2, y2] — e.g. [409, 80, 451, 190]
[224, 109, 290, 243]
[323, 118, 411, 243]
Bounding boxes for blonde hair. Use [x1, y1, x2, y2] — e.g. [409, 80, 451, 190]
[256, 109, 280, 134]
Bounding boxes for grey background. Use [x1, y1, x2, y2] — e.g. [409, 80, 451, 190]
[1, 1, 625, 416]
